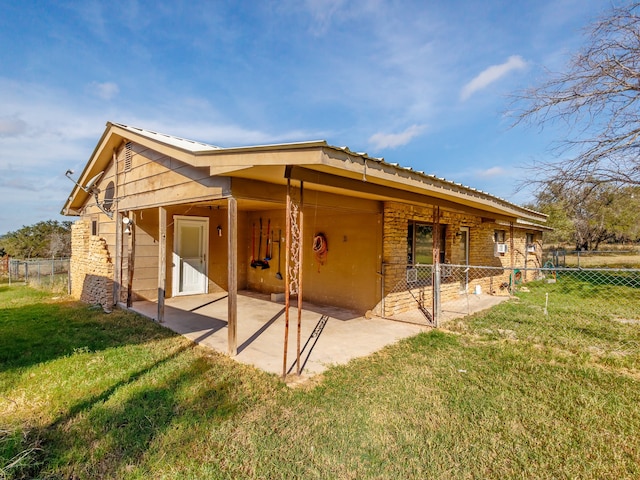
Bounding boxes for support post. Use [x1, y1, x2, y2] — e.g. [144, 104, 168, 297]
[282, 176, 305, 377]
[283, 180, 292, 378]
[432, 206, 441, 327]
[227, 197, 238, 356]
[510, 222, 515, 269]
[296, 181, 304, 376]
[113, 151, 121, 307]
[126, 212, 136, 308]
[157, 207, 167, 323]
[433, 263, 441, 328]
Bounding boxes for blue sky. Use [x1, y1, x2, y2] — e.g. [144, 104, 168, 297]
[0, 0, 612, 234]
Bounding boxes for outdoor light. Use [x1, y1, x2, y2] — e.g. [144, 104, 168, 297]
[217, 225, 222, 237]
[123, 216, 132, 235]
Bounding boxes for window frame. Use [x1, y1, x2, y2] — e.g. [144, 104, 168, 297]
[407, 221, 446, 265]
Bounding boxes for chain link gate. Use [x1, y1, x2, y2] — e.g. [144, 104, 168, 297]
[382, 264, 436, 326]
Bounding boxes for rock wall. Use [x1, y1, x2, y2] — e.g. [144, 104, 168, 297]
[70, 220, 114, 312]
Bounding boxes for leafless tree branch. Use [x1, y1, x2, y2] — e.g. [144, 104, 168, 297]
[511, 2, 640, 190]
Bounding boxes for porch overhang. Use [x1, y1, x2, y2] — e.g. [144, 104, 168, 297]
[62, 121, 547, 227]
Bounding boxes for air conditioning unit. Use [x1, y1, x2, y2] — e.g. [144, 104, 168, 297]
[441, 264, 453, 278]
[495, 243, 508, 255]
[406, 268, 418, 284]
[527, 244, 536, 253]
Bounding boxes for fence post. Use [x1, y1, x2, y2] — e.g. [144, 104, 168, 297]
[381, 263, 385, 317]
[433, 263, 441, 327]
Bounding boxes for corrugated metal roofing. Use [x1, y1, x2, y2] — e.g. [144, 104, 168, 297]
[111, 122, 544, 221]
[112, 123, 221, 152]
[324, 144, 544, 220]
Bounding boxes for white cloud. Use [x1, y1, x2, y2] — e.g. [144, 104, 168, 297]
[476, 166, 508, 178]
[460, 55, 527, 101]
[368, 124, 426, 150]
[90, 81, 120, 100]
[0, 116, 27, 138]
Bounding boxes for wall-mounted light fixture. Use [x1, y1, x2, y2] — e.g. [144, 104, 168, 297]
[123, 216, 132, 235]
[217, 225, 222, 237]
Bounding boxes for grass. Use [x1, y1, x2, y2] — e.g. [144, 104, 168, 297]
[1, 284, 639, 479]
[556, 251, 640, 268]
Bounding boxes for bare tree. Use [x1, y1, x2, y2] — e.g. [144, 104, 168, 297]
[513, 2, 640, 189]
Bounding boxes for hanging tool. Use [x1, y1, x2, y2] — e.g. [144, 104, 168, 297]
[250, 223, 257, 268]
[265, 218, 272, 261]
[275, 229, 283, 280]
[258, 217, 269, 269]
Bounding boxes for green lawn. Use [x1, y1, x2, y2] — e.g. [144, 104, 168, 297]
[1, 284, 639, 479]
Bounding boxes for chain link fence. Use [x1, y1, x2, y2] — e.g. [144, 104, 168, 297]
[2, 258, 71, 293]
[544, 248, 640, 268]
[382, 263, 640, 357]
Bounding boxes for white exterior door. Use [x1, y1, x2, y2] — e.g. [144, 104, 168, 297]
[173, 216, 209, 296]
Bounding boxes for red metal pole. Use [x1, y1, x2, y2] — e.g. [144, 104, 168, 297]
[296, 181, 304, 375]
[283, 179, 291, 379]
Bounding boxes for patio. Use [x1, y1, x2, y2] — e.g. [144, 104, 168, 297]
[130, 291, 509, 380]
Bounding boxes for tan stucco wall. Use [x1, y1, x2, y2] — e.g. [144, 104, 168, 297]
[245, 204, 382, 313]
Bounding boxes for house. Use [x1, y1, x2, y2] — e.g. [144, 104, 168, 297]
[63, 122, 548, 355]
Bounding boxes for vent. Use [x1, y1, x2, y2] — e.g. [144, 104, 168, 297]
[124, 142, 132, 172]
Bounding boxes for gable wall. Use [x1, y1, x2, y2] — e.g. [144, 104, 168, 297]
[116, 142, 230, 211]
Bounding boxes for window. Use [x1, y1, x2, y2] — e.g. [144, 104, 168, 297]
[407, 222, 446, 264]
[494, 230, 506, 242]
[91, 219, 98, 236]
[526, 233, 536, 252]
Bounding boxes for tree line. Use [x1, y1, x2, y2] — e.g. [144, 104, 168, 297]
[0, 220, 72, 259]
[530, 184, 640, 250]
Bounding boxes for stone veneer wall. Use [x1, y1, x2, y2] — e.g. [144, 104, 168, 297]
[379, 201, 542, 318]
[71, 220, 114, 312]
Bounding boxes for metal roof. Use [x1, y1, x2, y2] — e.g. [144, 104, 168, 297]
[95, 122, 546, 223]
[112, 123, 221, 152]
[323, 144, 544, 220]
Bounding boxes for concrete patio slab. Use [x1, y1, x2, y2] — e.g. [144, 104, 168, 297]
[390, 293, 511, 325]
[130, 291, 426, 379]
[130, 291, 511, 381]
